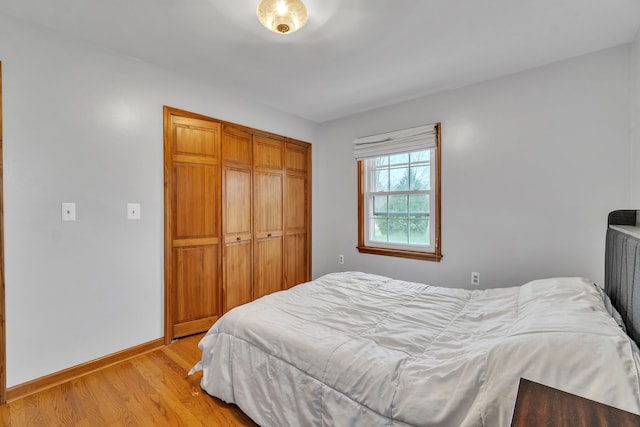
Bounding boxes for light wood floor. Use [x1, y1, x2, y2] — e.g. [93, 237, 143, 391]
[0, 334, 258, 426]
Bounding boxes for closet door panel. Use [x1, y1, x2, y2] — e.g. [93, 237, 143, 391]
[254, 237, 283, 298]
[254, 172, 283, 238]
[285, 144, 308, 172]
[254, 136, 283, 169]
[175, 164, 217, 238]
[222, 125, 252, 164]
[174, 245, 220, 323]
[173, 117, 220, 158]
[286, 174, 307, 232]
[224, 167, 252, 236]
[223, 240, 252, 311]
[165, 111, 222, 341]
[285, 233, 307, 289]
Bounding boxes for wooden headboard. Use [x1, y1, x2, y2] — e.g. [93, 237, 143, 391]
[605, 209, 640, 345]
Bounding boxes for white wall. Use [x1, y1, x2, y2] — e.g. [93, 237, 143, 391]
[0, 16, 317, 387]
[314, 46, 631, 290]
[632, 30, 640, 206]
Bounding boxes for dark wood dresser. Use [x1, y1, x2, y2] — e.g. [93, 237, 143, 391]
[511, 378, 640, 426]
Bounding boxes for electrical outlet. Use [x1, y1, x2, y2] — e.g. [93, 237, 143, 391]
[471, 272, 480, 286]
[61, 202, 76, 221]
[127, 203, 141, 220]
[338, 254, 345, 264]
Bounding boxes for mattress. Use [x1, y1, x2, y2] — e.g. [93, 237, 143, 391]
[191, 271, 640, 427]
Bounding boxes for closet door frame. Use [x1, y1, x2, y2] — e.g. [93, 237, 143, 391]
[163, 106, 311, 343]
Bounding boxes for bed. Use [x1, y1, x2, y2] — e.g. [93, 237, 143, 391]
[190, 212, 640, 427]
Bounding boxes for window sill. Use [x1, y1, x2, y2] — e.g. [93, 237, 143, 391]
[356, 246, 442, 262]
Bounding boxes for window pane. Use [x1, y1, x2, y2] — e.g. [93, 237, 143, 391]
[373, 195, 388, 215]
[409, 219, 429, 245]
[375, 156, 389, 167]
[410, 150, 429, 163]
[388, 219, 409, 244]
[389, 167, 409, 191]
[388, 195, 408, 215]
[410, 165, 430, 190]
[389, 153, 409, 165]
[372, 218, 388, 241]
[409, 194, 429, 216]
[374, 168, 389, 192]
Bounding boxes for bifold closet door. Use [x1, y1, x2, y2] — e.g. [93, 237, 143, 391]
[222, 125, 253, 312]
[253, 136, 284, 299]
[285, 143, 310, 288]
[165, 110, 222, 341]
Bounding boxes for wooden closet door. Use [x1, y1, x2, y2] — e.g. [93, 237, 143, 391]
[253, 136, 284, 299]
[284, 143, 311, 288]
[222, 126, 253, 312]
[165, 110, 222, 341]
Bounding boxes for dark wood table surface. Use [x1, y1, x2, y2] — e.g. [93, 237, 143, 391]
[511, 378, 640, 426]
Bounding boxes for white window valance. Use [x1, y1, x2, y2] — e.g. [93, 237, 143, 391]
[353, 123, 438, 160]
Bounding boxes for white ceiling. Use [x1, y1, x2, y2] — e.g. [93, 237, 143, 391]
[2, 0, 640, 123]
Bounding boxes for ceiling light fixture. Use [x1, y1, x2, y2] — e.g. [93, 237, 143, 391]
[257, 0, 308, 35]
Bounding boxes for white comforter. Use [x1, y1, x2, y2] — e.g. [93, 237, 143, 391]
[192, 272, 640, 426]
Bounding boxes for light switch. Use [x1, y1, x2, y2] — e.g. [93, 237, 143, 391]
[127, 203, 141, 220]
[62, 202, 76, 221]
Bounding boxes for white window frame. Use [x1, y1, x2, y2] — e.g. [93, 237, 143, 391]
[363, 149, 436, 253]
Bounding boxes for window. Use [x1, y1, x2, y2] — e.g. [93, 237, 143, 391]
[355, 123, 441, 261]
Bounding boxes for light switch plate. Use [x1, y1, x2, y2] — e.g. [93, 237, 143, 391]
[127, 203, 141, 220]
[62, 202, 76, 221]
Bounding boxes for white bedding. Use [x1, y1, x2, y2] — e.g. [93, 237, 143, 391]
[191, 272, 640, 426]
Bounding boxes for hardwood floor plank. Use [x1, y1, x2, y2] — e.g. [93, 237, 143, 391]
[165, 334, 204, 368]
[82, 369, 145, 426]
[140, 350, 231, 426]
[0, 334, 257, 426]
[38, 382, 84, 426]
[4, 398, 31, 426]
[56, 382, 88, 425]
[129, 354, 207, 427]
[107, 361, 181, 427]
[65, 376, 108, 426]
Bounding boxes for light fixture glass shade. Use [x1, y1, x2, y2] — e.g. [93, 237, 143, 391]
[257, 0, 308, 34]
